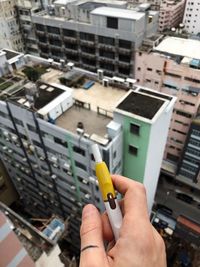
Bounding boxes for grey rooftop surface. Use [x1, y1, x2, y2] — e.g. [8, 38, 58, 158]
[13, 82, 64, 110]
[91, 7, 145, 20]
[56, 105, 111, 136]
[2, 49, 20, 60]
[117, 91, 164, 120]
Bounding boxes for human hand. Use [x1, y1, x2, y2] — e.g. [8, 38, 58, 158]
[79, 175, 166, 267]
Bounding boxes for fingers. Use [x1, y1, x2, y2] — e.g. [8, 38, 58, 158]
[111, 175, 149, 226]
[80, 204, 107, 267]
[101, 212, 114, 242]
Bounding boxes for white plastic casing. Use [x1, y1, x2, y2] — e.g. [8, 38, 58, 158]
[105, 199, 123, 241]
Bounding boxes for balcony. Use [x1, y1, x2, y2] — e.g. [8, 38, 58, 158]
[47, 32, 61, 40]
[80, 39, 94, 47]
[63, 36, 77, 43]
[99, 56, 115, 63]
[98, 43, 115, 51]
[49, 44, 62, 51]
[118, 47, 131, 55]
[36, 30, 45, 36]
[81, 52, 96, 59]
[64, 48, 78, 54]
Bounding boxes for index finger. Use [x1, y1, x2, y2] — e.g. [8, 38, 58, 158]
[111, 175, 149, 223]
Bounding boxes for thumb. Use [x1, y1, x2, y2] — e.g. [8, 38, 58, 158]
[80, 204, 107, 267]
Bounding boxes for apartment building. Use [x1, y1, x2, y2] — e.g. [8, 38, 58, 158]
[31, 0, 158, 78]
[183, 0, 200, 35]
[0, 0, 23, 51]
[158, 0, 186, 32]
[177, 114, 200, 183]
[16, 0, 43, 55]
[135, 36, 200, 185]
[0, 51, 175, 252]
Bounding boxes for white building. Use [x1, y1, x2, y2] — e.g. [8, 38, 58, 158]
[0, 0, 23, 51]
[183, 0, 200, 35]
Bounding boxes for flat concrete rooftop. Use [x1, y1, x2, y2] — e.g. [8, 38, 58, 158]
[41, 68, 127, 113]
[154, 37, 200, 60]
[117, 91, 164, 120]
[56, 105, 111, 136]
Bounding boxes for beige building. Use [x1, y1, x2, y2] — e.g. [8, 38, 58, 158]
[135, 36, 200, 180]
[0, 0, 23, 51]
[158, 0, 186, 32]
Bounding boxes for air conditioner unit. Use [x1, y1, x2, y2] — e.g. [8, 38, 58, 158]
[67, 62, 74, 70]
[11, 135, 18, 141]
[63, 162, 70, 170]
[103, 78, 109, 87]
[51, 156, 58, 163]
[76, 128, 84, 135]
[97, 69, 104, 80]
[83, 133, 90, 139]
[3, 131, 9, 137]
[23, 141, 29, 148]
[51, 174, 57, 180]
[85, 194, 90, 200]
[71, 185, 76, 190]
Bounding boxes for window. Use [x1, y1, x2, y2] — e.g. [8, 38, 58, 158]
[167, 153, 179, 162]
[75, 161, 87, 171]
[54, 137, 68, 148]
[147, 68, 152, 71]
[176, 110, 192, 118]
[129, 145, 138, 156]
[73, 146, 85, 156]
[107, 17, 118, 29]
[130, 123, 140, 135]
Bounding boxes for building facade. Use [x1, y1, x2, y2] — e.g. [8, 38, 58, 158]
[177, 116, 200, 183]
[183, 0, 200, 35]
[0, 53, 175, 251]
[31, 0, 158, 78]
[16, 0, 43, 55]
[158, 0, 186, 32]
[0, 0, 23, 51]
[135, 36, 200, 186]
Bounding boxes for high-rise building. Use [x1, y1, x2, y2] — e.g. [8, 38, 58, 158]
[0, 0, 24, 51]
[0, 52, 175, 251]
[183, 0, 200, 35]
[31, 0, 159, 78]
[16, 0, 43, 55]
[114, 88, 176, 212]
[177, 113, 200, 183]
[135, 36, 200, 183]
[158, 0, 186, 32]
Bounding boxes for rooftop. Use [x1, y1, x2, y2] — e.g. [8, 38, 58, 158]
[154, 37, 200, 60]
[2, 49, 20, 60]
[78, 1, 107, 10]
[117, 90, 165, 120]
[91, 6, 145, 20]
[56, 105, 111, 136]
[13, 82, 65, 110]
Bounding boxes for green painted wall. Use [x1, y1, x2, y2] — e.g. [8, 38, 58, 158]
[122, 116, 151, 183]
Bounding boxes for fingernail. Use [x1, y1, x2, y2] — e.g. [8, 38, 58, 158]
[82, 204, 96, 218]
